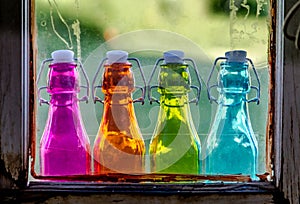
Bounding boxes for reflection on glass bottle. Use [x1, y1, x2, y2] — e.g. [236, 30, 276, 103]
[38, 50, 91, 176]
[205, 50, 260, 180]
[149, 50, 202, 174]
[92, 50, 146, 174]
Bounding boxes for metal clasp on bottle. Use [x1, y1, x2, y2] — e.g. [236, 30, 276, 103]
[36, 58, 90, 106]
[148, 58, 202, 105]
[92, 57, 146, 104]
[207, 57, 260, 105]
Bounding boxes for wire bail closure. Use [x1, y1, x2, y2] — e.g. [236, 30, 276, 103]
[36, 58, 90, 106]
[92, 57, 146, 104]
[207, 56, 260, 105]
[148, 57, 202, 105]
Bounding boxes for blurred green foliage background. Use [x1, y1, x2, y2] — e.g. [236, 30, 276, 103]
[208, 0, 269, 17]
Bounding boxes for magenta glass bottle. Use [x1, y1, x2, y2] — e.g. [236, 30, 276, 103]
[38, 50, 91, 176]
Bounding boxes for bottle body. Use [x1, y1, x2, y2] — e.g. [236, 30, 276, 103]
[93, 62, 145, 174]
[205, 60, 258, 179]
[204, 94, 258, 178]
[40, 62, 91, 176]
[150, 94, 201, 174]
[150, 62, 201, 174]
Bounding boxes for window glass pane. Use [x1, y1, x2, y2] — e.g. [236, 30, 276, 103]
[33, 0, 270, 180]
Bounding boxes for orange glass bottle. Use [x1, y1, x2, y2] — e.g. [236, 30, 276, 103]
[92, 50, 146, 174]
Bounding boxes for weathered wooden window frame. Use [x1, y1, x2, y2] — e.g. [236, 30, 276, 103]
[1, 0, 299, 203]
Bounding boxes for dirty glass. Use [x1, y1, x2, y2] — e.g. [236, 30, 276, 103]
[33, 0, 270, 180]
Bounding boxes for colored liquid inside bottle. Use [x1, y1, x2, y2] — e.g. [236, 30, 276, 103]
[93, 61, 145, 174]
[40, 57, 91, 176]
[150, 60, 201, 174]
[205, 53, 258, 180]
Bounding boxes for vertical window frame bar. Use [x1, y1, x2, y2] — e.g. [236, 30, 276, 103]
[22, 0, 30, 186]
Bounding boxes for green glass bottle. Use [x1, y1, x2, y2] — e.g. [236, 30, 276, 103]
[149, 50, 201, 174]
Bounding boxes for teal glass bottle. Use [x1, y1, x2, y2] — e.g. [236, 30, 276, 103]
[148, 50, 202, 174]
[205, 50, 260, 180]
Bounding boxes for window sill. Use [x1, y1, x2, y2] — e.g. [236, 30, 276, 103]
[0, 181, 281, 204]
[26, 181, 275, 194]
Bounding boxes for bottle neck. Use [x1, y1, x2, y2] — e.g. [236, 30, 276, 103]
[160, 93, 188, 107]
[216, 93, 250, 124]
[47, 63, 79, 97]
[100, 93, 139, 138]
[218, 92, 247, 107]
[102, 63, 134, 94]
[99, 63, 141, 136]
[159, 63, 190, 95]
[217, 61, 250, 107]
[46, 63, 81, 107]
[50, 93, 78, 107]
[158, 94, 191, 122]
[104, 93, 133, 105]
[101, 63, 135, 105]
[218, 62, 250, 95]
[157, 62, 191, 122]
